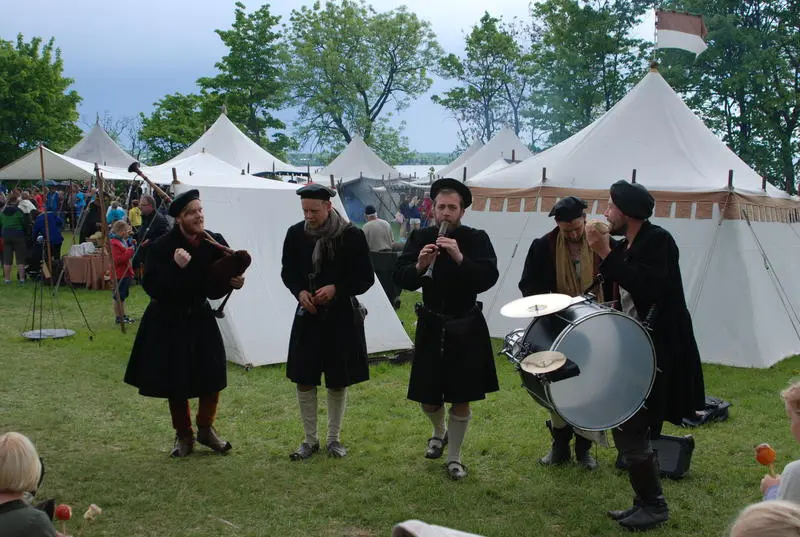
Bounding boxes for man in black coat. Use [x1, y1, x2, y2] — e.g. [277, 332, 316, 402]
[587, 180, 706, 531]
[394, 178, 499, 481]
[518, 196, 611, 471]
[132, 194, 170, 276]
[281, 183, 374, 460]
[124, 189, 244, 458]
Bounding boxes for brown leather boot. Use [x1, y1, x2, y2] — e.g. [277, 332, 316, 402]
[170, 430, 194, 458]
[197, 425, 232, 453]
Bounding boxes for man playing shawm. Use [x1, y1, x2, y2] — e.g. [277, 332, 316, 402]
[518, 196, 611, 470]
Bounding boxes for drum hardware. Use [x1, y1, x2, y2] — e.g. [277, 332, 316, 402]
[500, 293, 573, 319]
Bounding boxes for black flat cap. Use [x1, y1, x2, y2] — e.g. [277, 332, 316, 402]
[297, 183, 336, 200]
[364, 205, 376, 215]
[169, 189, 200, 217]
[549, 196, 587, 222]
[430, 178, 472, 208]
[610, 180, 654, 219]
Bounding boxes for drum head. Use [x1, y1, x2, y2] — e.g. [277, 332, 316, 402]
[547, 310, 655, 431]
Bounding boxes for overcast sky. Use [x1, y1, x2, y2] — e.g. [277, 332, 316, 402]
[2, 0, 655, 154]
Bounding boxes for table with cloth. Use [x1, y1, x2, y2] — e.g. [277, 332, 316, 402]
[63, 254, 112, 289]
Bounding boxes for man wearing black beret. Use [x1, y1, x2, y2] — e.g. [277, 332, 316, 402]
[394, 178, 499, 481]
[281, 182, 375, 460]
[586, 180, 705, 531]
[125, 188, 244, 458]
[518, 195, 612, 471]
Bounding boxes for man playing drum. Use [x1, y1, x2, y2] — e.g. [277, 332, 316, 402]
[518, 196, 612, 470]
[586, 180, 706, 531]
[394, 178, 499, 481]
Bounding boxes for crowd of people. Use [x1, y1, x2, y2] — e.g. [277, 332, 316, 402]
[3, 177, 799, 536]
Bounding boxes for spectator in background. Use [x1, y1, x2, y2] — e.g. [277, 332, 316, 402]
[110, 220, 135, 325]
[128, 199, 142, 233]
[421, 191, 433, 228]
[132, 194, 170, 276]
[32, 211, 64, 261]
[18, 192, 37, 215]
[106, 200, 126, 225]
[78, 198, 102, 244]
[32, 188, 43, 211]
[408, 196, 422, 233]
[761, 381, 800, 502]
[362, 205, 394, 252]
[0, 194, 28, 284]
[45, 187, 59, 214]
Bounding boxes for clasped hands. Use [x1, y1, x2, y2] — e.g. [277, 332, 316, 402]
[298, 285, 336, 315]
[416, 237, 463, 272]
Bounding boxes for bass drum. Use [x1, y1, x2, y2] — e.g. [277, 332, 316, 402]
[516, 300, 656, 431]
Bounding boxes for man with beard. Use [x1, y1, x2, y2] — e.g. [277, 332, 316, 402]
[281, 183, 374, 460]
[132, 195, 170, 274]
[125, 189, 244, 457]
[394, 178, 499, 481]
[586, 180, 705, 531]
[518, 196, 610, 470]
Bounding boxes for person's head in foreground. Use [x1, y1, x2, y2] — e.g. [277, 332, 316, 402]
[729, 500, 800, 537]
[0, 432, 42, 500]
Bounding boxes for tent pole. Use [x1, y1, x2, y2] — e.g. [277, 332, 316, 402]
[542, 167, 547, 183]
[728, 170, 734, 190]
[330, 174, 335, 189]
[38, 145, 54, 281]
[631, 169, 637, 183]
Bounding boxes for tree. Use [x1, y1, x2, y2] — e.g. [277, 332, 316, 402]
[0, 34, 82, 165]
[285, 0, 441, 162]
[432, 13, 523, 147]
[138, 93, 215, 163]
[529, 0, 651, 146]
[198, 2, 292, 158]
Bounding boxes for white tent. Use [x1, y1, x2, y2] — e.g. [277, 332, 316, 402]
[64, 123, 136, 168]
[0, 145, 131, 181]
[437, 139, 484, 179]
[171, 168, 413, 367]
[464, 67, 800, 368]
[444, 128, 532, 182]
[169, 113, 303, 175]
[318, 135, 399, 183]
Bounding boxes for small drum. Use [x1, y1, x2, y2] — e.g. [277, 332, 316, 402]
[503, 297, 655, 431]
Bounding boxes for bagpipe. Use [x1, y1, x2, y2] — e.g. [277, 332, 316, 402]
[128, 162, 251, 316]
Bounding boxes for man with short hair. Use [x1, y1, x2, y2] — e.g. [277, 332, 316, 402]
[362, 205, 394, 252]
[394, 178, 499, 481]
[586, 180, 705, 531]
[133, 194, 170, 272]
[518, 196, 610, 470]
[281, 183, 375, 460]
[363, 204, 400, 308]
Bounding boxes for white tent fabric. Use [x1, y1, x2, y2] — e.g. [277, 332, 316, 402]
[466, 157, 518, 183]
[463, 69, 800, 368]
[168, 113, 303, 175]
[64, 123, 136, 168]
[319, 135, 399, 184]
[470, 71, 773, 195]
[173, 175, 412, 367]
[446, 128, 532, 181]
[0, 145, 131, 181]
[141, 153, 266, 186]
[437, 139, 484, 178]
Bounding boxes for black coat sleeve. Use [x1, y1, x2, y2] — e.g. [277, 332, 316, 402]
[518, 238, 552, 297]
[457, 229, 499, 294]
[335, 228, 374, 297]
[393, 228, 425, 291]
[599, 229, 674, 304]
[281, 227, 306, 299]
[142, 239, 195, 301]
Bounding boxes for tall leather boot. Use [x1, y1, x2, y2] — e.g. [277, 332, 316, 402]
[574, 434, 598, 470]
[539, 420, 573, 465]
[618, 453, 669, 531]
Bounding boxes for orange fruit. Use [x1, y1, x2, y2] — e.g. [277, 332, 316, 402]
[756, 443, 777, 465]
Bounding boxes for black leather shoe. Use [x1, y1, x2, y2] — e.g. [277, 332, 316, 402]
[289, 441, 320, 461]
[425, 433, 448, 459]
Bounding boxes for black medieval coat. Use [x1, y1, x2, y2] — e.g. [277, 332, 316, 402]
[124, 226, 228, 399]
[281, 221, 374, 388]
[132, 211, 170, 269]
[518, 226, 613, 298]
[394, 225, 500, 404]
[599, 221, 706, 433]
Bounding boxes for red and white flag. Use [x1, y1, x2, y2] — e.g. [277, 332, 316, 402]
[655, 10, 708, 56]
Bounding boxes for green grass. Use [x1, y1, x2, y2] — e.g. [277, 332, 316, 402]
[1, 282, 798, 537]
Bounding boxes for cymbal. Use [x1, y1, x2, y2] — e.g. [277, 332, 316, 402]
[500, 293, 573, 318]
[521, 351, 567, 374]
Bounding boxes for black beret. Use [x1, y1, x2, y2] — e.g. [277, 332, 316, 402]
[364, 205, 376, 215]
[297, 183, 336, 200]
[549, 196, 587, 222]
[430, 178, 472, 208]
[610, 180, 654, 220]
[169, 189, 200, 217]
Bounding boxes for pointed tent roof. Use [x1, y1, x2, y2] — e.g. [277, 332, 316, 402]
[437, 139, 484, 178]
[168, 113, 303, 174]
[0, 145, 131, 181]
[451, 128, 533, 181]
[318, 135, 399, 183]
[64, 123, 136, 168]
[471, 69, 775, 195]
